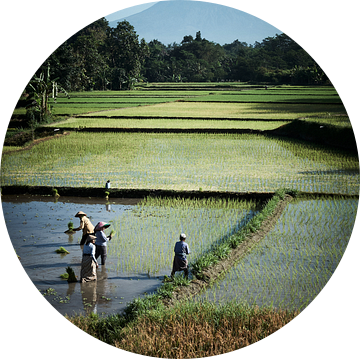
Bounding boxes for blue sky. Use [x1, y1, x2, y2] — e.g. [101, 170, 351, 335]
[105, 1, 159, 22]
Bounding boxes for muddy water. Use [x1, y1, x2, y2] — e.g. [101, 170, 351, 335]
[2, 195, 166, 317]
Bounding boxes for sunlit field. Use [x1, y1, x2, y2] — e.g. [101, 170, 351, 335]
[192, 197, 358, 311]
[78, 101, 346, 119]
[108, 196, 258, 275]
[48, 117, 290, 130]
[1, 132, 359, 194]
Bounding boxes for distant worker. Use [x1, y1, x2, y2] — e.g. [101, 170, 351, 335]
[74, 211, 95, 246]
[80, 234, 98, 283]
[171, 233, 190, 279]
[105, 180, 111, 189]
[94, 221, 113, 265]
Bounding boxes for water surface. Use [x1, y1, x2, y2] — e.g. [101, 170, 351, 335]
[2, 195, 164, 317]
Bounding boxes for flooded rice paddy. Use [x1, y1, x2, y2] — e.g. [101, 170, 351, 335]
[3, 194, 357, 317]
[3, 195, 156, 316]
[192, 197, 358, 311]
[3, 194, 257, 316]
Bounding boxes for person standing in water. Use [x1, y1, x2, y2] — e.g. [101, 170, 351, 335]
[105, 180, 111, 189]
[94, 221, 113, 265]
[80, 234, 98, 283]
[74, 211, 95, 246]
[171, 233, 190, 279]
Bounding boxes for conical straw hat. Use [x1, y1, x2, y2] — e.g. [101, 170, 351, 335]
[75, 211, 87, 217]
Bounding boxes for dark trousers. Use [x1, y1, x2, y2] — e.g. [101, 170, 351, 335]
[95, 245, 107, 265]
[171, 267, 188, 278]
[80, 233, 88, 246]
[171, 256, 189, 278]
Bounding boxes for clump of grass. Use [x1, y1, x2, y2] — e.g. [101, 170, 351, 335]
[55, 246, 69, 254]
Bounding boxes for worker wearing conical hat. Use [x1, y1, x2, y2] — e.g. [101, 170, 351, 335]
[74, 211, 95, 246]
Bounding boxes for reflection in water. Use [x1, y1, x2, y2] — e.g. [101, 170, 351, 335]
[2, 195, 163, 317]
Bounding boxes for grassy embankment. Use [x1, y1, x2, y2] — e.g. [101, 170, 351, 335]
[69, 301, 298, 358]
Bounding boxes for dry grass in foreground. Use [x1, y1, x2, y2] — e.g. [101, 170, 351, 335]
[68, 301, 299, 358]
[115, 304, 298, 358]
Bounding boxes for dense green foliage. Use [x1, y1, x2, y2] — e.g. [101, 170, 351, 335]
[38, 18, 325, 92]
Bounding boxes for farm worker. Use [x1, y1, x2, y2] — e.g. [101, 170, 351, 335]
[74, 211, 95, 246]
[94, 221, 112, 265]
[171, 233, 190, 279]
[105, 180, 111, 189]
[80, 234, 98, 283]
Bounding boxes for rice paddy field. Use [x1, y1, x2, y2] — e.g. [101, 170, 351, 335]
[73, 102, 346, 120]
[14, 84, 340, 120]
[1, 132, 359, 194]
[191, 197, 358, 311]
[2, 83, 359, 354]
[48, 118, 290, 130]
[108, 196, 259, 275]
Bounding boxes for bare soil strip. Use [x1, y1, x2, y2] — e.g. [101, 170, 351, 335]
[165, 194, 293, 306]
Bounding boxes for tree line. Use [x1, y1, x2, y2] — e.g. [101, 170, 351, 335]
[39, 17, 327, 92]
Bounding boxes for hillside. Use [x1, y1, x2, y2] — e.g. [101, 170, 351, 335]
[108, 0, 281, 45]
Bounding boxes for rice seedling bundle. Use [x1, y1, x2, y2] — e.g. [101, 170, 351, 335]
[193, 197, 357, 311]
[1, 133, 358, 195]
[55, 246, 69, 254]
[107, 196, 258, 275]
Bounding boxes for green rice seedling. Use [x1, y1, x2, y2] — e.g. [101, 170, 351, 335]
[51, 188, 60, 197]
[48, 116, 291, 130]
[193, 197, 357, 312]
[81, 101, 346, 120]
[2, 132, 358, 194]
[55, 246, 69, 254]
[108, 196, 258, 276]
